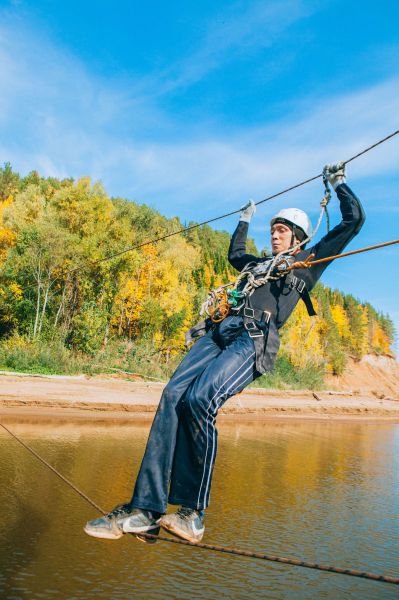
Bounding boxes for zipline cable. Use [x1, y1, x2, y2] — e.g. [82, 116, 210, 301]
[343, 129, 399, 165]
[1, 421, 398, 586]
[90, 128, 399, 268]
[10, 128, 399, 297]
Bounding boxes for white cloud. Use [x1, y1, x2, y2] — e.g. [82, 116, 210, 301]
[0, 10, 398, 218]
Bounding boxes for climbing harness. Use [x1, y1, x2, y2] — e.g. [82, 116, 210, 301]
[1, 422, 398, 585]
[186, 183, 326, 373]
[199, 181, 331, 326]
[197, 155, 396, 336]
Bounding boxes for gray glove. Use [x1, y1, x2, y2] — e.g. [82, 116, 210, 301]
[239, 199, 256, 223]
[323, 161, 346, 190]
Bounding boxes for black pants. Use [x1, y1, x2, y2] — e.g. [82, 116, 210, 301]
[130, 317, 260, 513]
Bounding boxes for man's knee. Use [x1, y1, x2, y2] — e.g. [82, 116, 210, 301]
[158, 382, 181, 410]
[184, 385, 219, 420]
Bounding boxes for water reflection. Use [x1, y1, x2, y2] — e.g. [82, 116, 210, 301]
[0, 418, 398, 599]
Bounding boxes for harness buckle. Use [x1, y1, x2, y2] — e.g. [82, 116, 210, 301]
[263, 310, 272, 324]
[231, 300, 245, 314]
[296, 279, 305, 294]
[243, 307, 255, 318]
[249, 330, 264, 338]
[244, 321, 264, 338]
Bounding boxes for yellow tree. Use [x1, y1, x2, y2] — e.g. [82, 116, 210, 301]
[111, 244, 158, 339]
[281, 299, 325, 369]
[0, 195, 16, 265]
[149, 236, 201, 350]
[330, 304, 351, 345]
[370, 321, 391, 355]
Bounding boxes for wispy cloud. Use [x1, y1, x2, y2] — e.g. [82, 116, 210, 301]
[105, 77, 399, 216]
[153, 0, 316, 93]
[0, 7, 398, 215]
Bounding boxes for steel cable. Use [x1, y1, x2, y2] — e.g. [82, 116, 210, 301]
[1, 422, 398, 586]
[10, 128, 399, 295]
[80, 129, 399, 268]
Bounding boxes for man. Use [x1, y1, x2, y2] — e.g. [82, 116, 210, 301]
[84, 163, 365, 543]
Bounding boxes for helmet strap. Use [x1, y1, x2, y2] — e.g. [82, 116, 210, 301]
[290, 227, 295, 249]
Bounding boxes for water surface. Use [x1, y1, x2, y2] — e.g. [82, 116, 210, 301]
[0, 418, 398, 599]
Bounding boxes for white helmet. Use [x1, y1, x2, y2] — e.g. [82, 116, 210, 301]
[270, 208, 312, 241]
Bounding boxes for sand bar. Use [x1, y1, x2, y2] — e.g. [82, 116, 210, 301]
[1, 372, 398, 422]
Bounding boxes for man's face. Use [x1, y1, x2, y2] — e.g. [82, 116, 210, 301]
[270, 222, 296, 255]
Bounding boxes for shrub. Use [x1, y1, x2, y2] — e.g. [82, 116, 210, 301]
[249, 354, 325, 390]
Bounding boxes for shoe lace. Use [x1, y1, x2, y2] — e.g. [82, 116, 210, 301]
[176, 506, 197, 520]
[108, 503, 131, 519]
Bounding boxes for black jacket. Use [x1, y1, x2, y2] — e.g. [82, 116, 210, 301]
[227, 183, 365, 371]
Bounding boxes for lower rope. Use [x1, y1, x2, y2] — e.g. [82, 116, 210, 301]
[288, 238, 399, 271]
[1, 422, 398, 585]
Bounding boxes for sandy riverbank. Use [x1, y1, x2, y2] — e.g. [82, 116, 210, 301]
[1, 371, 398, 421]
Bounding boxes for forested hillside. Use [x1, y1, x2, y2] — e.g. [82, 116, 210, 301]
[0, 164, 395, 387]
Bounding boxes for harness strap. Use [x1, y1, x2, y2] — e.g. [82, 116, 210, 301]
[289, 275, 317, 317]
[230, 305, 272, 338]
[230, 302, 276, 373]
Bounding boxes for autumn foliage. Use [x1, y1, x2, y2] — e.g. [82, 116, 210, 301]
[0, 164, 395, 379]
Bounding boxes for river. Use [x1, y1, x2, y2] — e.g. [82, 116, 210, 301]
[0, 418, 398, 599]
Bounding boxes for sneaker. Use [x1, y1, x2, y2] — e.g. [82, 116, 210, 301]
[160, 506, 205, 543]
[84, 503, 135, 540]
[122, 509, 161, 534]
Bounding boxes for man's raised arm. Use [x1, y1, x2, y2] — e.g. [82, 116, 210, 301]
[307, 164, 366, 280]
[228, 199, 262, 271]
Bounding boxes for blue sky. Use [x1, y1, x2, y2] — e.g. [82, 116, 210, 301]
[0, 0, 398, 346]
